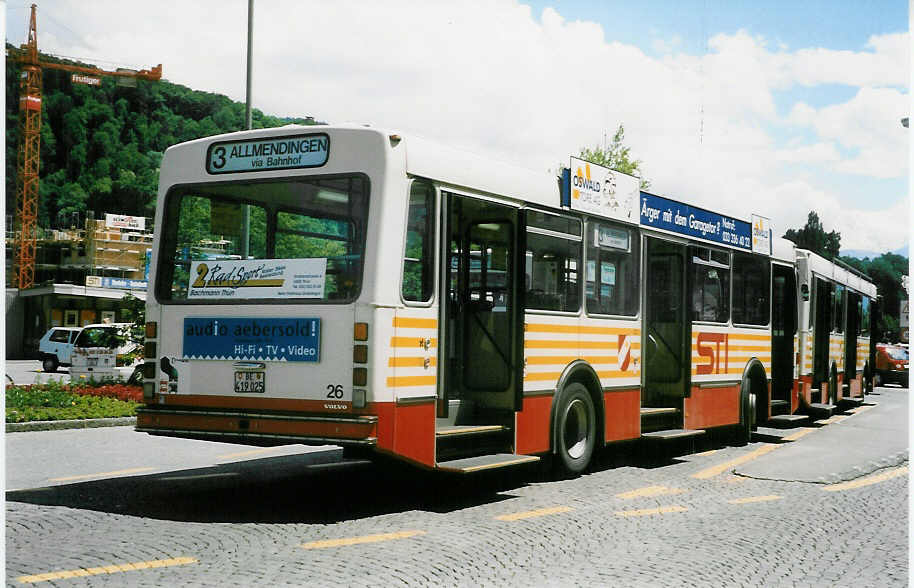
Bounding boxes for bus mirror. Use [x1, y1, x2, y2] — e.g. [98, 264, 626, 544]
[801, 283, 809, 301]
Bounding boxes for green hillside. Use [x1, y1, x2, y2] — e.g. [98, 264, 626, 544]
[5, 49, 319, 226]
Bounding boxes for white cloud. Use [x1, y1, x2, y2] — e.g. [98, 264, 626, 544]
[8, 0, 909, 252]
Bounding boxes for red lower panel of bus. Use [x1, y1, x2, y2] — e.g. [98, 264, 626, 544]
[604, 388, 640, 442]
[516, 393, 553, 455]
[136, 410, 377, 440]
[159, 394, 352, 412]
[392, 401, 435, 468]
[684, 385, 739, 429]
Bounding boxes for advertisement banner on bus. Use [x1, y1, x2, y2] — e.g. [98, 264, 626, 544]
[751, 213, 772, 255]
[639, 192, 752, 250]
[188, 258, 328, 299]
[562, 157, 639, 224]
[182, 317, 321, 362]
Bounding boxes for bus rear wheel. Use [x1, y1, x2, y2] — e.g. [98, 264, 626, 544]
[737, 382, 756, 446]
[554, 383, 596, 476]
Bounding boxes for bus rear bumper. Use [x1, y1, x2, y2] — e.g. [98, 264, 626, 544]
[136, 406, 379, 447]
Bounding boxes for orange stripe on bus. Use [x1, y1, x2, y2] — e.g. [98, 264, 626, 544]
[390, 337, 438, 348]
[525, 372, 561, 382]
[525, 340, 615, 349]
[388, 357, 437, 368]
[386, 375, 437, 388]
[392, 317, 438, 329]
[525, 323, 639, 335]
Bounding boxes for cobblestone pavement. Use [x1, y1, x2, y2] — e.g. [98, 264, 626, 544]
[6, 389, 908, 586]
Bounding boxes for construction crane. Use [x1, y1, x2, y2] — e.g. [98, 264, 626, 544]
[8, 3, 162, 289]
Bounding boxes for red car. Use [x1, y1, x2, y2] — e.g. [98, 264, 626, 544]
[874, 344, 909, 387]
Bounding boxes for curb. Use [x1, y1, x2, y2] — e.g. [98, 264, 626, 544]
[6, 416, 137, 433]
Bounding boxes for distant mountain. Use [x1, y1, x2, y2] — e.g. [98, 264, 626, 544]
[841, 244, 909, 260]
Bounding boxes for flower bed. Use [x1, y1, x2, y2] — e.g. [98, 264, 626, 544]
[6, 381, 142, 423]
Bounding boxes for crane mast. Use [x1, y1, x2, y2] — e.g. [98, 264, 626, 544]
[9, 4, 162, 289]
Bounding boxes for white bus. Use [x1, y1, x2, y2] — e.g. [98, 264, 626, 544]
[137, 124, 875, 474]
[795, 250, 878, 412]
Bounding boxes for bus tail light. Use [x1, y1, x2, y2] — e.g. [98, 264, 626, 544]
[354, 322, 368, 341]
[144, 341, 156, 359]
[143, 382, 155, 401]
[353, 344, 368, 364]
[145, 321, 157, 338]
[353, 367, 367, 387]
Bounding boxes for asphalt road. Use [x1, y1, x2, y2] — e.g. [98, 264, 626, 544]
[5, 360, 71, 386]
[5, 386, 909, 586]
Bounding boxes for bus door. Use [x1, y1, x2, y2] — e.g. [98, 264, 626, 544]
[643, 237, 690, 413]
[845, 291, 860, 383]
[771, 264, 797, 405]
[441, 193, 522, 422]
[812, 277, 832, 392]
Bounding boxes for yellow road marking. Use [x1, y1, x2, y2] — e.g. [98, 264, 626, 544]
[693, 427, 821, 480]
[217, 447, 281, 460]
[615, 486, 685, 499]
[695, 449, 719, 457]
[495, 506, 573, 521]
[17, 557, 197, 584]
[692, 444, 782, 479]
[727, 495, 782, 504]
[301, 530, 426, 549]
[615, 505, 688, 517]
[823, 465, 908, 492]
[848, 405, 874, 414]
[49, 467, 154, 483]
[781, 428, 815, 442]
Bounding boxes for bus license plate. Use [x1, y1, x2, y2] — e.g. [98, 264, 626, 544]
[87, 358, 98, 367]
[234, 371, 265, 393]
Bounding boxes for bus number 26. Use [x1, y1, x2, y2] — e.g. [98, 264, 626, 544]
[326, 384, 344, 399]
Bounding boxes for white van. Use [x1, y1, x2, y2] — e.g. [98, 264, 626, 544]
[37, 326, 82, 372]
[69, 323, 142, 383]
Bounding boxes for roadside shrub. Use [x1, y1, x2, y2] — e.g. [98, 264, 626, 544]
[6, 380, 141, 423]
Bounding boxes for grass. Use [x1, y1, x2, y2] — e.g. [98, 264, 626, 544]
[6, 380, 142, 423]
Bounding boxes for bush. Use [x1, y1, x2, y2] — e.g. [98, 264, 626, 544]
[6, 380, 142, 423]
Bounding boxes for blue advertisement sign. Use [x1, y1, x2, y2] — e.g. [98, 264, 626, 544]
[101, 277, 148, 290]
[183, 317, 321, 362]
[639, 192, 752, 250]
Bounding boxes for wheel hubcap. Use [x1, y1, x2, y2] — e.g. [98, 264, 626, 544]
[563, 399, 589, 459]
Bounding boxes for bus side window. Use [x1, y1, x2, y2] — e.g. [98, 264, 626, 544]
[585, 221, 639, 316]
[525, 211, 581, 312]
[833, 284, 845, 333]
[732, 252, 770, 326]
[689, 246, 730, 323]
[401, 181, 435, 302]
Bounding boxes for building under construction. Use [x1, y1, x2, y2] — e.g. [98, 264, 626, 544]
[5, 213, 153, 358]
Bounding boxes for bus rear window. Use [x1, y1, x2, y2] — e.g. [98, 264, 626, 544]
[158, 176, 368, 302]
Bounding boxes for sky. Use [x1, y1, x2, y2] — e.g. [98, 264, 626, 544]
[5, 0, 910, 255]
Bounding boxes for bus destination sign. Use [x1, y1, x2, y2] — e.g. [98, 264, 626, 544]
[206, 133, 330, 174]
[640, 192, 752, 251]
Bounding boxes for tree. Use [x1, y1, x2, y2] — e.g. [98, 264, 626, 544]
[783, 211, 841, 260]
[578, 124, 651, 190]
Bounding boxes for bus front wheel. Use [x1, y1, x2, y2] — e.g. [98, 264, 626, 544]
[554, 383, 596, 476]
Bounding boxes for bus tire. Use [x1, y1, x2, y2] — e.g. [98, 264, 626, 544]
[553, 383, 596, 476]
[737, 380, 756, 446]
